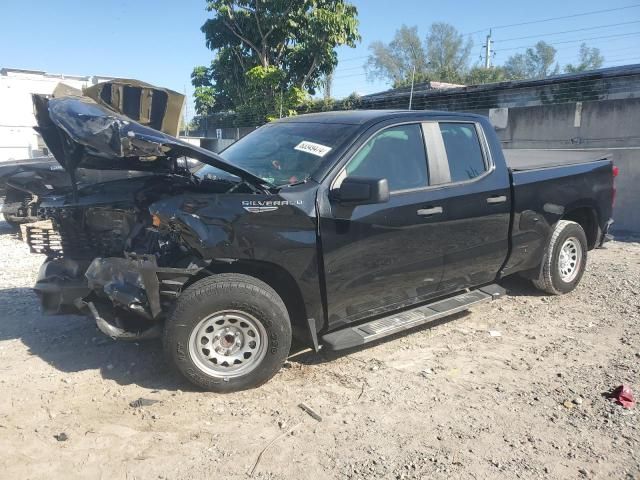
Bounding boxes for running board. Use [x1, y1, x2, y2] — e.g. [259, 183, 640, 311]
[321, 284, 506, 351]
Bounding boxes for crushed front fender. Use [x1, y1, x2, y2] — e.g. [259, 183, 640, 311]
[85, 255, 202, 319]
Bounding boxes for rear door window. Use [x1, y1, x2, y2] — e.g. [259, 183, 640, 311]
[345, 124, 428, 192]
[439, 123, 487, 182]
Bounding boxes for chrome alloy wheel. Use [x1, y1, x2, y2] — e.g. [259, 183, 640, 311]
[558, 237, 582, 282]
[188, 310, 267, 378]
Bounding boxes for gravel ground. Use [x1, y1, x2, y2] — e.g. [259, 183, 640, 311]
[0, 216, 638, 480]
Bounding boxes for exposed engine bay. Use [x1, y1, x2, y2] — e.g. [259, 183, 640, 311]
[28, 172, 260, 339]
[23, 79, 274, 340]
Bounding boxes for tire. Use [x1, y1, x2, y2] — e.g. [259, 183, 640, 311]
[163, 273, 292, 392]
[532, 220, 588, 295]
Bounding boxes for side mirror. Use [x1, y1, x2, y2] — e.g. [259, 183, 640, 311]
[334, 177, 390, 205]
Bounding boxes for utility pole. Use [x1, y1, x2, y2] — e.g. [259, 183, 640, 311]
[408, 64, 416, 110]
[484, 30, 493, 68]
[183, 86, 189, 136]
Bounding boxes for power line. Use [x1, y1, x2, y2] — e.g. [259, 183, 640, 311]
[338, 55, 369, 63]
[333, 72, 368, 80]
[604, 56, 640, 63]
[495, 31, 640, 53]
[550, 43, 640, 64]
[334, 64, 368, 73]
[464, 3, 640, 36]
[494, 20, 640, 43]
[604, 45, 640, 54]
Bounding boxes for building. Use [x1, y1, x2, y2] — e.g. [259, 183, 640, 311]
[0, 68, 114, 162]
[360, 80, 466, 103]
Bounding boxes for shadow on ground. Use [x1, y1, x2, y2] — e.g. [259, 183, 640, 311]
[0, 286, 192, 391]
[0, 282, 471, 387]
[499, 275, 546, 297]
[0, 219, 20, 238]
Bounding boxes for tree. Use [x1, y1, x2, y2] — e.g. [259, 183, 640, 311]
[425, 22, 472, 84]
[366, 23, 472, 87]
[464, 66, 507, 85]
[366, 25, 429, 86]
[192, 0, 360, 121]
[564, 43, 604, 73]
[504, 41, 559, 80]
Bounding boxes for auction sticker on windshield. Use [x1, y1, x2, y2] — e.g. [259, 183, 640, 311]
[294, 141, 332, 157]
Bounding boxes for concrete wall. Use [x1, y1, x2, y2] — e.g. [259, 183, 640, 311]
[491, 99, 640, 233]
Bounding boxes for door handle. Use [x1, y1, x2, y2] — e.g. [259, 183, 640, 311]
[486, 195, 507, 204]
[417, 206, 443, 216]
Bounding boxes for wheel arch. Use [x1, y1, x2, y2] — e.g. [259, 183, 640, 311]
[185, 259, 311, 344]
[518, 205, 598, 281]
[561, 205, 599, 250]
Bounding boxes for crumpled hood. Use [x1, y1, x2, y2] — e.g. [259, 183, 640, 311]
[32, 85, 268, 189]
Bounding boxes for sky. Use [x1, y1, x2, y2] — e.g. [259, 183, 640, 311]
[2, 0, 639, 119]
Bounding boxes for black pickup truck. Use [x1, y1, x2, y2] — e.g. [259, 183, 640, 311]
[23, 92, 616, 392]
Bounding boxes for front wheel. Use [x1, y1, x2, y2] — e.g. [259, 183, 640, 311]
[163, 273, 292, 392]
[532, 220, 588, 295]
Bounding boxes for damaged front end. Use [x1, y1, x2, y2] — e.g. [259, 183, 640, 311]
[28, 189, 210, 340]
[28, 81, 272, 340]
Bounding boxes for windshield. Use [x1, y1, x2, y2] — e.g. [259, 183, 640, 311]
[196, 122, 357, 186]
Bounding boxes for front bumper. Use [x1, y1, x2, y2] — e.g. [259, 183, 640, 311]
[34, 255, 201, 340]
[33, 258, 91, 314]
[34, 256, 200, 319]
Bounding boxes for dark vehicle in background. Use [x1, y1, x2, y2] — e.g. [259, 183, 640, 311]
[0, 157, 140, 227]
[0, 156, 61, 227]
[22, 92, 616, 392]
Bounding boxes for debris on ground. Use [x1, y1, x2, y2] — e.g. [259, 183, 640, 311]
[249, 422, 302, 477]
[53, 433, 68, 442]
[298, 403, 322, 422]
[129, 398, 160, 408]
[609, 384, 636, 409]
[488, 330, 502, 337]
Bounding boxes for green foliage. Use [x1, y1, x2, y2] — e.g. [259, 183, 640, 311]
[236, 65, 307, 121]
[192, 0, 361, 118]
[564, 43, 604, 73]
[367, 23, 472, 86]
[367, 25, 429, 86]
[193, 86, 217, 115]
[425, 22, 472, 83]
[464, 66, 507, 85]
[504, 41, 559, 80]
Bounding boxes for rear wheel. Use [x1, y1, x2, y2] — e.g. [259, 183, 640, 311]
[532, 220, 588, 295]
[163, 273, 291, 392]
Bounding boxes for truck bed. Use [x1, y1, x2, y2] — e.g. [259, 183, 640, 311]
[504, 149, 611, 171]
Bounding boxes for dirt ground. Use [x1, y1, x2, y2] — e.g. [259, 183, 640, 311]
[0, 218, 638, 480]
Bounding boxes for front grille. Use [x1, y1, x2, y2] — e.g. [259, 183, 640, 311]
[33, 206, 133, 259]
[23, 220, 64, 257]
